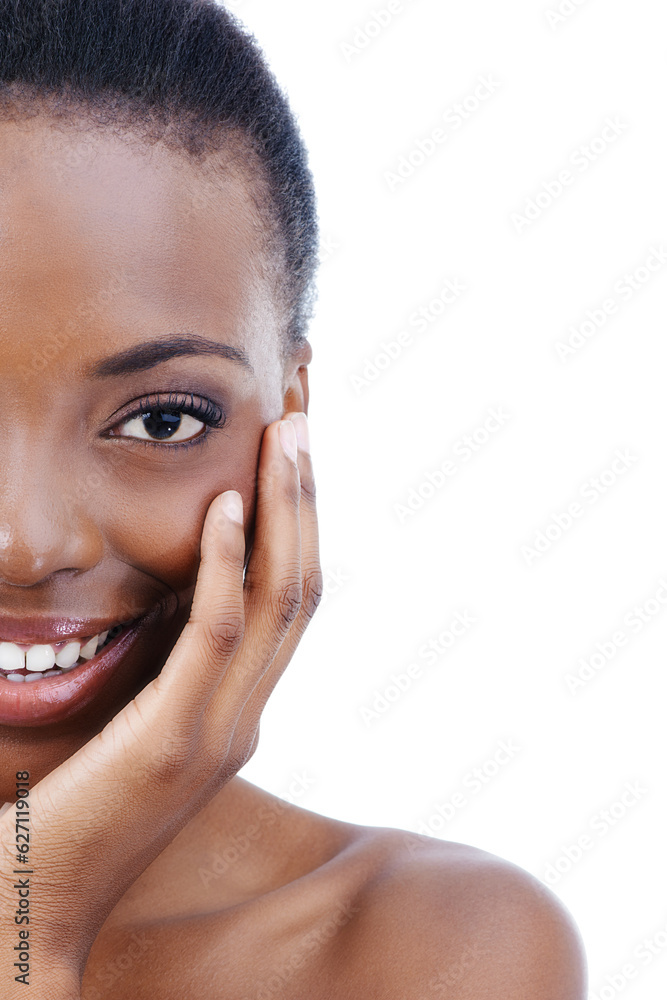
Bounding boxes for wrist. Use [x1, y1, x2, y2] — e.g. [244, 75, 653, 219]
[0, 946, 81, 1000]
[2, 982, 80, 1000]
[9, 968, 81, 1000]
[44, 967, 82, 1000]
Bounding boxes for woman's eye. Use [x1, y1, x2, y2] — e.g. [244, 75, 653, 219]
[107, 393, 226, 447]
[116, 409, 207, 443]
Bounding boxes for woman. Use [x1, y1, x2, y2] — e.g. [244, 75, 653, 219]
[0, 1, 587, 996]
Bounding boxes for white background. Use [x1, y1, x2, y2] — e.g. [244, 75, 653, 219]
[234, 1, 667, 996]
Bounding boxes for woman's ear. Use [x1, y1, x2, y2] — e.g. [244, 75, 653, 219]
[281, 340, 312, 417]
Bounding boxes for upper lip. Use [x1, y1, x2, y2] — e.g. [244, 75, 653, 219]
[0, 616, 130, 645]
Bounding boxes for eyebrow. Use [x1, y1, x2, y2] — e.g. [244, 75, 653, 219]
[84, 334, 255, 379]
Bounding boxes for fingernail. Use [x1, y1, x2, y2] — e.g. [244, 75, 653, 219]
[289, 412, 310, 455]
[220, 490, 243, 524]
[279, 420, 298, 463]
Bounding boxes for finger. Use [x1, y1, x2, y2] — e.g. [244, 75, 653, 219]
[210, 412, 323, 738]
[204, 417, 304, 727]
[25, 490, 246, 896]
[145, 487, 247, 720]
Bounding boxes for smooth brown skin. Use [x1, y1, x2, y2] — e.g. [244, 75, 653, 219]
[0, 118, 587, 999]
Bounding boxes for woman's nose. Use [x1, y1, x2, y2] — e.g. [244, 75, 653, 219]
[0, 459, 104, 587]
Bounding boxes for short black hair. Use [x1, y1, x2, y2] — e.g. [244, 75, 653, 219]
[0, 0, 318, 356]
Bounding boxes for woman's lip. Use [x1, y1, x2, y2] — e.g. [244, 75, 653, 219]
[0, 615, 131, 645]
[0, 613, 155, 727]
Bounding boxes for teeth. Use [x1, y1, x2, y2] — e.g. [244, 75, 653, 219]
[0, 643, 25, 673]
[26, 645, 56, 673]
[80, 636, 99, 660]
[0, 623, 125, 678]
[55, 641, 81, 669]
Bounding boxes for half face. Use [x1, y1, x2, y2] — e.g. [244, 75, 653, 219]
[0, 118, 310, 789]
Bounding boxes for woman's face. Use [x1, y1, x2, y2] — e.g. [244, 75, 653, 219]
[0, 118, 310, 794]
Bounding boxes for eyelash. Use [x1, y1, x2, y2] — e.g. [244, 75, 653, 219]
[107, 391, 227, 451]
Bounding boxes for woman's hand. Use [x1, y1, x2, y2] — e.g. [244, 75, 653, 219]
[0, 412, 322, 997]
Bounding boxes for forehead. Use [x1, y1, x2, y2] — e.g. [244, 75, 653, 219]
[0, 118, 281, 377]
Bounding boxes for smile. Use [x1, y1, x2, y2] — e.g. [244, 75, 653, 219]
[0, 624, 127, 680]
[0, 612, 160, 727]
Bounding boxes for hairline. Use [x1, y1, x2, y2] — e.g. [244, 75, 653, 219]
[0, 88, 302, 369]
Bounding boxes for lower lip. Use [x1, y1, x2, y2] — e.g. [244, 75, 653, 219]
[0, 616, 151, 727]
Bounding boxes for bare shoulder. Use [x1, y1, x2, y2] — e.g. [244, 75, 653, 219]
[333, 826, 588, 1000]
[84, 782, 587, 999]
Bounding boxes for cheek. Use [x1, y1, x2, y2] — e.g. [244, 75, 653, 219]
[97, 445, 260, 599]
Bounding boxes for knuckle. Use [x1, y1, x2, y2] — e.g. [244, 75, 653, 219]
[207, 730, 259, 785]
[144, 735, 198, 785]
[271, 579, 302, 629]
[235, 727, 261, 770]
[221, 752, 248, 781]
[196, 743, 228, 782]
[204, 616, 245, 659]
[302, 567, 325, 617]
